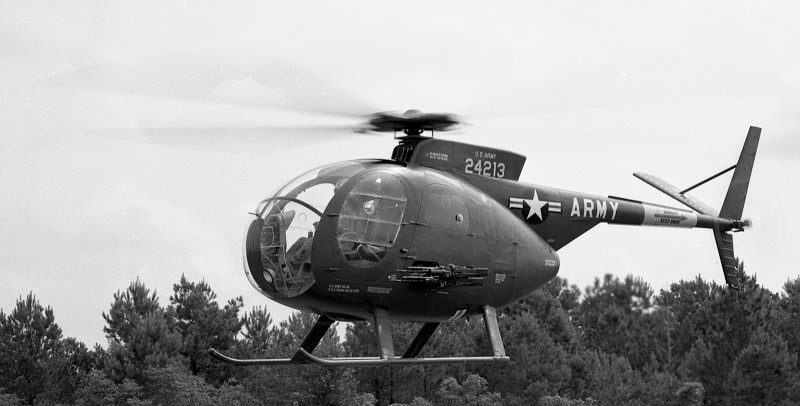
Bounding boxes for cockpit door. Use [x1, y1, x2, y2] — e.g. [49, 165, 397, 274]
[260, 208, 316, 297]
[405, 185, 483, 268]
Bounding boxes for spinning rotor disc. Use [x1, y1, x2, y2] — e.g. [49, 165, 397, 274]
[365, 110, 461, 136]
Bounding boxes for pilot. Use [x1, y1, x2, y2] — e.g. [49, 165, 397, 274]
[287, 221, 318, 271]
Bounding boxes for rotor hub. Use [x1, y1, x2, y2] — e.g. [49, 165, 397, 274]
[365, 110, 460, 138]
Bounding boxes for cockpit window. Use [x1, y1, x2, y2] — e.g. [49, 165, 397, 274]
[257, 161, 366, 217]
[337, 172, 407, 268]
[422, 186, 470, 234]
[251, 161, 365, 297]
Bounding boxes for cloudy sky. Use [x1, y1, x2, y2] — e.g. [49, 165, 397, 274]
[2, 1, 798, 348]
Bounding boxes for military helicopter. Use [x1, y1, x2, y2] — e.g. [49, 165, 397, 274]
[49, 53, 759, 367]
[206, 109, 759, 367]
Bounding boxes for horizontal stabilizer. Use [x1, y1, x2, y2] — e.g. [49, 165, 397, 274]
[633, 173, 718, 216]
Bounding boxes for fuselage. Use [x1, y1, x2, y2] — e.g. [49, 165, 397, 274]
[242, 137, 720, 322]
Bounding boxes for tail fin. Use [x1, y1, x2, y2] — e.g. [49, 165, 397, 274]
[720, 126, 761, 220]
[714, 126, 760, 288]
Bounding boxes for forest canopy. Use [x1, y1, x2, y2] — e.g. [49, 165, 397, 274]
[1, 269, 799, 406]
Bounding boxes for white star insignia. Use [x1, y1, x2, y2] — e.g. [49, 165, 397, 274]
[524, 190, 548, 221]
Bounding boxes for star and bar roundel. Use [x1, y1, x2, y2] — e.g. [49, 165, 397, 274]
[509, 190, 562, 225]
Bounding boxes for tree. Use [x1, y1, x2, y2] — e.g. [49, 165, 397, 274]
[278, 312, 376, 406]
[216, 381, 264, 406]
[240, 305, 279, 354]
[240, 310, 373, 406]
[73, 370, 151, 406]
[434, 374, 502, 406]
[502, 278, 581, 354]
[678, 338, 725, 402]
[673, 382, 704, 406]
[102, 280, 181, 383]
[143, 362, 215, 406]
[776, 277, 800, 355]
[103, 279, 164, 344]
[39, 337, 99, 405]
[724, 330, 800, 405]
[104, 310, 182, 383]
[538, 276, 582, 316]
[650, 293, 679, 380]
[344, 320, 434, 405]
[0, 390, 24, 406]
[391, 398, 434, 406]
[574, 274, 658, 370]
[584, 351, 646, 406]
[538, 395, 596, 406]
[484, 311, 570, 404]
[0, 293, 64, 405]
[169, 275, 243, 384]
[666, 269, 781, 403]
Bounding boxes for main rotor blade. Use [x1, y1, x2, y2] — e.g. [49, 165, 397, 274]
[80, 124, 375, 152]
[41, 49, 375, 118]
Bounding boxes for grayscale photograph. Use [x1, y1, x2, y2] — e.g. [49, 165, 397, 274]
[1, 2, 798, 405]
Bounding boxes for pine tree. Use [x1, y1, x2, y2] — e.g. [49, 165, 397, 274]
[40, 337, 98, 405]
[102, 279, 181, 383]
[585, 351, 646, 405]
[342, 317, 478, 405]
[434, 374, 502, 406]
[103, 279, 163, 343]
[776, 277, 800, 355]
[502, 279, 581, 354]
[667, 268, 780, 402]
[216, 381, 264, 406]
[574, 274, 658, 369]
[343, 320, 409, 405]
[169, 274, 243, 383]
[725, 330, 800, 405]
[478, 310, 570, 404]
[73, 369, 151, 406]
[240, 310, 370, 406]
[143, 362, 215, 406]
[0, 293, 64, 405]
[240, 305, 278, 354]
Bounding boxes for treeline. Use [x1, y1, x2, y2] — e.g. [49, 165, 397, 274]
[1, 269, 799, 406]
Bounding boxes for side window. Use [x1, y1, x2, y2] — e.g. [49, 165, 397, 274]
[422, 186, 470, 234]
[336, 173, 407, 268]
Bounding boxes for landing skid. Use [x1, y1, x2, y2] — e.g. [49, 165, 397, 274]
[209, 305, 510, 367]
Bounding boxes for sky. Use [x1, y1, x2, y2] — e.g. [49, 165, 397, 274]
[1, 1, 798, 349]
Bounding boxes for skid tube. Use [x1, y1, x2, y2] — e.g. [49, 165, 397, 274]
[209, 305, 511, 367]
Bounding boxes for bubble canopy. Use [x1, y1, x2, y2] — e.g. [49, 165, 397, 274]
[243, 161, 367, 298]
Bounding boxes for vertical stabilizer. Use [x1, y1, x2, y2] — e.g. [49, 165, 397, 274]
[720, 126, 761, 220]
[714, 126, 760, 288]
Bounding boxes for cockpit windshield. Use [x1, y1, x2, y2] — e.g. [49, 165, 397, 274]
[336, 172, 407, 268]
[250, 161, 365, 297]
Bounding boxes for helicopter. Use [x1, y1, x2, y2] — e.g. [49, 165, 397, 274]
[204, 109, 760, 367]
[46, 53, 759, 367]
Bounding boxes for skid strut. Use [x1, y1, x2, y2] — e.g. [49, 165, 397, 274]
[209, 305, 510, 367]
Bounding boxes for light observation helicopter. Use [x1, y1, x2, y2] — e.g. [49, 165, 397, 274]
[47, 53, 759, 367]
[207, 110, 759, 367]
